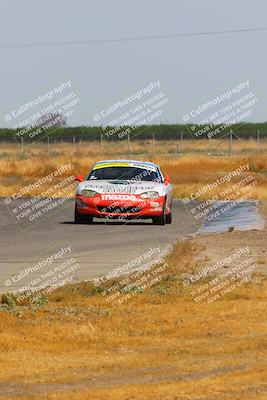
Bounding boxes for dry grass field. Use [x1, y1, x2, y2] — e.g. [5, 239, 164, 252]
[0, 237, 267, 399]
[0, 139, 267, 199]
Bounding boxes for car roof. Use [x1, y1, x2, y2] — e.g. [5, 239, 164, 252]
[94, 160, 159, 168]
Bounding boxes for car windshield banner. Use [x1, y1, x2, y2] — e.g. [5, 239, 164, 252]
[93, 161, 157, 172]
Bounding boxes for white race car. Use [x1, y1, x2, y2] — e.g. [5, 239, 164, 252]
[74, 160, 172, 225]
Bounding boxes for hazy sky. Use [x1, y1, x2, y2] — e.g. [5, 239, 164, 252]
[0, 0, 266, 127]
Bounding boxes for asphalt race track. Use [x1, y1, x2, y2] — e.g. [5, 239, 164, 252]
[0, 198, 201, 293]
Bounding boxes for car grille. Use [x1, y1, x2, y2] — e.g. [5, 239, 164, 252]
[97, 205, 142, 214]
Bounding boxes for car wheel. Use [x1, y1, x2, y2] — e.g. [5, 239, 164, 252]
[74, 206, 93, 224]
[166, 212, 172, 224]
[152, 201, 166, 225]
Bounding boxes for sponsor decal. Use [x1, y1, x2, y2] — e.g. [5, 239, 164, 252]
[131, 162, 157, 172]
[92, 161, 157, 172]
[101, 194, 137, 201]
[93, 162, 130, 170]
[80, 183, 159, 193]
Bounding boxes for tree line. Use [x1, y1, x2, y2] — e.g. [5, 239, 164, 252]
[0, 123, 266, 142]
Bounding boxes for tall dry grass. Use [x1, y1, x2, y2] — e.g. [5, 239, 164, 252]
[0, 239, 266, 399]
[0, 140, 267, 199]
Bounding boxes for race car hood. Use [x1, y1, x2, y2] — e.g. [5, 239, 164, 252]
[76, 180, 167, 196]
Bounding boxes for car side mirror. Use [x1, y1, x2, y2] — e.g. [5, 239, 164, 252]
[164, 176, 170, 185]
[75, 175, 84, 182]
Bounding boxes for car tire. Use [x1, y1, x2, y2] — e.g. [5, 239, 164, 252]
[74, 206, 93, 224]
[166, 212, 172, 224]
[152, 201, 166, 225]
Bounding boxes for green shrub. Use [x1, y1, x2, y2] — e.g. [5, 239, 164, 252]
[1, 293, 17, 308]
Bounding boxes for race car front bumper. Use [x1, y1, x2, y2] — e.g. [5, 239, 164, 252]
[76, 193, 166, 219]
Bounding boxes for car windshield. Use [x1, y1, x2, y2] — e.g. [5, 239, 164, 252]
[87, 166, 160, 182]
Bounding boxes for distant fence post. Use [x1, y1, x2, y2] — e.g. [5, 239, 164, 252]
[229, 129, 233, 156]
[176, 143, 179, 156]
[100, 133, 103, 155]
[21, 137, 24, 156]
[127, 132, 130, 154]
[76, 137, 80, 155]
[257, 130, 260, 151]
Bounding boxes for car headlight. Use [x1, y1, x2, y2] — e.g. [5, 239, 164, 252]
[140, 191, 160, 199]
[80, 189, 98, 197]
